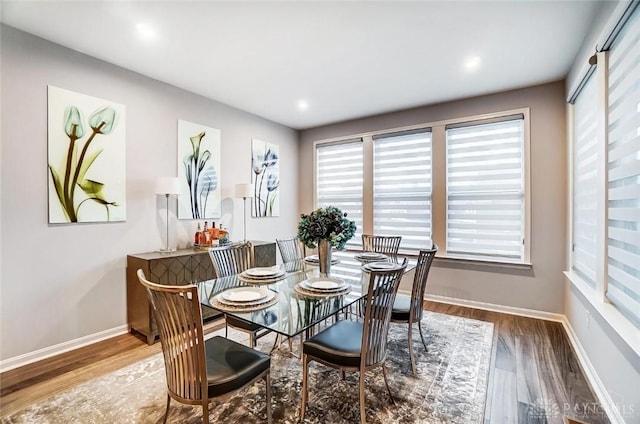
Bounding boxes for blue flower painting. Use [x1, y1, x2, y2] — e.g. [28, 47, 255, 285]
[252, 139, 280, 217]
[178, 120, 221, 219]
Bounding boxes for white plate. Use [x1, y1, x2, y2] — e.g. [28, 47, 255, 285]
[304, 277, 346, 291]
[359, 252, 386, 258]
[244, 267, 282, 277]
[221, 287, 269, 303]
[365, 262, 398, 270]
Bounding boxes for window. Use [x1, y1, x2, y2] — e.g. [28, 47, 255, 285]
[314, 110, 529, 263]
[315, 140, 363, 249]
[572, 74, 599, 287]
[373, 130, 432, 254]
[445, 117, 526, 262]
[606, 6, 640, 326]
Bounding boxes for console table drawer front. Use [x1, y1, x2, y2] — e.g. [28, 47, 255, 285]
[148, 255, 193, 285]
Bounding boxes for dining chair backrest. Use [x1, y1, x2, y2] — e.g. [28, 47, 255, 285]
[276, 237, 306, 263]
[361, 235, 402, 260]
[137, 269, 207, 404]
[410, 245, 438, 323]
[208, 242, 254, 278]
[361, 258, 407, 367]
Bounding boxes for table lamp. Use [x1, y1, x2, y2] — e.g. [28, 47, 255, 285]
[235, 183, 253, 242]
[155, 177, 180, 252]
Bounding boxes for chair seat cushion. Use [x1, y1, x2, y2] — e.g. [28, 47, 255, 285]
[303, 320, 362, 368]
[391, 294, 412, 322]
[205, 336, 270, 398]
[226, 315, 262, 332]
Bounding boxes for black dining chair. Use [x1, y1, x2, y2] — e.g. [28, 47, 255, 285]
[208, 242, 271, 347]
[137, 269, 272, 423]
[362, 235, 402, 261]
[390, 244, 438, 375]
[300, 261, 407, 424]
[276, 237, 306, 263]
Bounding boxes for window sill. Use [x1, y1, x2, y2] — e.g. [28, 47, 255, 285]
[564, 271, 640, 358]
[435, 255, 533, 270]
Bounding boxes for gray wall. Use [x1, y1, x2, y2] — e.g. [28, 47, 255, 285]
[299, 81, 568, 313]
[565, 286, 640, 422]
[0, 26, 299, 361]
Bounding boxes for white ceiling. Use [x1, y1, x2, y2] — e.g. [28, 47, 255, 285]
[1, 1, 601, 130]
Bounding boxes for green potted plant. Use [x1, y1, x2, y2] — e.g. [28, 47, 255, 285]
[297, 206, 356, 274]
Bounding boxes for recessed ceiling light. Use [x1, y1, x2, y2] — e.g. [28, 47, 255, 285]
[297, 100, 309, 111]
[135, 23, 156, 40]
[464, 56, 481, 72]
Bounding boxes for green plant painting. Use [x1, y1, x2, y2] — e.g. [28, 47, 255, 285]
[252, 138, 280, 217]
[47, 86, 126, 223]
[177, 120, 221, 219]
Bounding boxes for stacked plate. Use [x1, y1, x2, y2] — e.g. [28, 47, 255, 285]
[295, 277, 351, 298]
[362, 261, 404, 272]
[212, 287, 278, 312]
[238, 267, 287, 284]
[354, 252, 389, 263]
[303, 255, 340, 266]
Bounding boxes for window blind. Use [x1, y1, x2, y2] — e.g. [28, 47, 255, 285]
[316, 140, 363, 248]
[445, 118, 525, 261]
[572, 74, 599, 287]
[373, 130, 432, 254]
[606, 6, 640, 327]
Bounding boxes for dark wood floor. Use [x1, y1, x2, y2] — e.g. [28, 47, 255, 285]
[0, 302, 608, 423]
[427, 302, 609, 424]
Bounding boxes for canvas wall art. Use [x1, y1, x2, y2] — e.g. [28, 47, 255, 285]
[47, 86, 126, 223]
[252, 138, 280, 217]
[178, 120, 221, 219]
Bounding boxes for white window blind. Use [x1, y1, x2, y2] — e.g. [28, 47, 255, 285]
[373, 130, 432, 254]
[445, 118, 525, 262]
[606, 6, 640, 327]
[316, 140, 363, 248]
[572, 74, 599, 287]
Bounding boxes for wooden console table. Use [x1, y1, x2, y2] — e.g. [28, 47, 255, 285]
[126, 241, 276, 344]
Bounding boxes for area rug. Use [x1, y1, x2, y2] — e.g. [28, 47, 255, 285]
[1, 311, 493, 424]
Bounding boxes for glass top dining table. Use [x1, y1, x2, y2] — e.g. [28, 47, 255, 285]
[197, 251, 416, 339]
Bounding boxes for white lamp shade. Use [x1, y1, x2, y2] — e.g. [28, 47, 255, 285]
[235, 183, 254, 198]
[155, 177, 180, 195]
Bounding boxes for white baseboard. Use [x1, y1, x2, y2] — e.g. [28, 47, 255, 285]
[415, 292, 625, 424]
[423, 293, 566, 322]
[0, 325, 129, 374]
[560, 317, 625, 424]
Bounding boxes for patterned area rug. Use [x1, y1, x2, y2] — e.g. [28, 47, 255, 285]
[2, 311, 493, 424]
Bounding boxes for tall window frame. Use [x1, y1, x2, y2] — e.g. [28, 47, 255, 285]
[445, 116, 528, 264]
[372, 130, 432, 255]
[566, 2, 640, 334]
[314, 139, 364, 250]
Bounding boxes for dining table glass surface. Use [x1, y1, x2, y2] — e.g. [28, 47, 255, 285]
[197, 250, 416, 339]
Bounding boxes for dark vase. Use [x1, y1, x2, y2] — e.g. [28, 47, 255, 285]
[317, 239, 332, 275]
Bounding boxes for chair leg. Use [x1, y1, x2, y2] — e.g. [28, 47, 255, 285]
[341, 370, 346, 380]
[264, 373, 272, 424]
[163, 394, 171, 424]
[250, 332, 255, 348]
[225, 320, 228, 339]
[202, 399, 209, 423]
[269, 333, 280, 354]
[408, 322, 417, 376]
[300, 354, 309, 419]
[381, 364, 396, 406]
[359, 370, 367, 424]
[418, 320, 429, 352]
